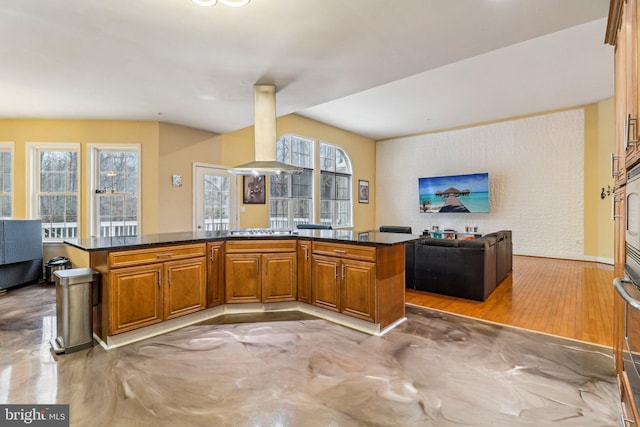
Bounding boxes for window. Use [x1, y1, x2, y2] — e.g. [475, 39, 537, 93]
[269, 135, 313, 228]
[268, 136, 354, 229]
[202, 171, 232, 231]
[0, 143, 12, 218]
[29, 144, 80, 240]
[320, 143, 352, 228]
[91, 146, 140, 237]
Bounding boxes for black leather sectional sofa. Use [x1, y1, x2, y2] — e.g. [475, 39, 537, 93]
[406, 230, 512, 301]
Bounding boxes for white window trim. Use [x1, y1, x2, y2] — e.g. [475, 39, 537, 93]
[319, 141, 354, 228]
[26, 143, 81, 240]
[87, 143, 141, 238]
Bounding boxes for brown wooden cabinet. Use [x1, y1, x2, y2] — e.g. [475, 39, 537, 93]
[341, 258, 376, 322]
[107, 243, 207, 335]
[311, 254, 341, 312]
[608, 1, 640, 422]
[110, 263, 163, 334]
[206, 242, 225, 307]
[311, 242, 377, 323]
[225, 240, 297, 304]
[225, 253, 262, 303]
[297, 240, 312, 304]
[164, 257, 207, 319]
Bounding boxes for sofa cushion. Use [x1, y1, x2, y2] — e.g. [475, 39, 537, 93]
[420, 238, 459, 247]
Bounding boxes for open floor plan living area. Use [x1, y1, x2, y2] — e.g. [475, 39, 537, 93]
[0, 1, 634, 426]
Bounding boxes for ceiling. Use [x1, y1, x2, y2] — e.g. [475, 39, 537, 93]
[0, 0, 613, 141]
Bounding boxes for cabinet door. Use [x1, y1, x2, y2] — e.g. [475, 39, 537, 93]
[297, 240, 312, 304]
[164, 257, 207, 320]
[225, 253, 261, 303]
[311, 255, 340, 312]
[627, 0, 640, 168]
[207, 242, 225, 307]
[616, 18, 629, 186]
[262, 252, 297, 302]
[110, 264, 163, 335]
[341, 259, 376, 322]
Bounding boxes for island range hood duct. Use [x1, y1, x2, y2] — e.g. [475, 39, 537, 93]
[228, 85, 303, 176]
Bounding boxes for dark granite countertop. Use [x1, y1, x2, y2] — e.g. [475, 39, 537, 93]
[64, 230, 419, 252]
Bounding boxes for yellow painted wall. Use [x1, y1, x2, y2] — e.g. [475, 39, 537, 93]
[221, 114, 377, 230]
[583, 98, 615, 261]
[0, 119, 219, 238]
[0, 119, 160, 236]
[158, 122, 221, 232]
[0, 106, 615, 262]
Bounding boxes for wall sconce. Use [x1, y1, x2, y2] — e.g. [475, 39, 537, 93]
[601, 185, 613, 200]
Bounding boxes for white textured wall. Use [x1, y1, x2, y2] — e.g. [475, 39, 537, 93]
[376, 109, 585, 259]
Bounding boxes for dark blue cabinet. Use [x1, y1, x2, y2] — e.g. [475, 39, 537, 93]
[0, 220, 43, 290]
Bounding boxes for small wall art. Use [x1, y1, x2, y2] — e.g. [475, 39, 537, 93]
[358, 180, 369, 204]
[243, 175, 266, 204]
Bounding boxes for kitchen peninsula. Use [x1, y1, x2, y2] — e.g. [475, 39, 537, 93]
[63, 229, 417, 349]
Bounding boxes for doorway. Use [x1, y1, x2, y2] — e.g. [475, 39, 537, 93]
[193, 164, 238, 232]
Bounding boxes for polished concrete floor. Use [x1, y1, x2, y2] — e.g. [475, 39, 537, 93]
[0, 283, 621, 426]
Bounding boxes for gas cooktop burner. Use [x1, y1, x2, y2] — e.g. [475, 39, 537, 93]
[230, 228, 297, 236]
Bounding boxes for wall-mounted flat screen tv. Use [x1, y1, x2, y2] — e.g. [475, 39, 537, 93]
[418, 172, 489, 213]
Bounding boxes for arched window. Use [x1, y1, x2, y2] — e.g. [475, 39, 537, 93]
[268, 136, 353, 229]
[320, 142, 352, 228]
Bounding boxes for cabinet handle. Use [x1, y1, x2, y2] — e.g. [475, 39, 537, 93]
[612, 195, 623, 221]
[157, 271, 162, 287]
[333, 249, 347, 254]
[303, 246, 309, 260]
[626, 114, 638, 150]
[210, 246, 215, 262]
[334, 264, 338, 278]
[168, 269, 171, 286]
[256, 259, 259, 274]
[156, 253, 173, 259]
[611, 152, 620, 178]
[341, 263, 345, 280]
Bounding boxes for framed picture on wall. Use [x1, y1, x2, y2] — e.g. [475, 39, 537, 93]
[358, 180, 369, 204]
[243, 175, 266, 204]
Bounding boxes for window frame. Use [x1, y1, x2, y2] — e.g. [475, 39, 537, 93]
[0, 142, 13, 219]
[27, 142, 81, 241]
[319, 142, 353, 228]
[88, 144, 142, 238]
[269, 135, 315, 228]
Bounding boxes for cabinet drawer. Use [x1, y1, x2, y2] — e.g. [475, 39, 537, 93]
[226, 239, 296, 253]
[312, 242, 376, 261]
[109, 243, 206, 268]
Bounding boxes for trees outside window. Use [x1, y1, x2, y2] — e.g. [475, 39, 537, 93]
[92, 146, 140, 237]
[320, 143, 352, 228]
[268, 136, 353, 229]
[269, 136, 313, 228]
[30, 145, 79, 240]
[0, 144, 12, 218]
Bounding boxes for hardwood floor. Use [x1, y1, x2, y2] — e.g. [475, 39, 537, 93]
[405, 255, 615, 347]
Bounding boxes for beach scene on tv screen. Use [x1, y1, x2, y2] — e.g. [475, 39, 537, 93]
[419, 173, 490, 213]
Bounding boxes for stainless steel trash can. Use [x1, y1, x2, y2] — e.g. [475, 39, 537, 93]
[50, 268, 101, 354]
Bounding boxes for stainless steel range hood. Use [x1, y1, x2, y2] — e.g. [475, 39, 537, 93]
[228, 85, 302, 176]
